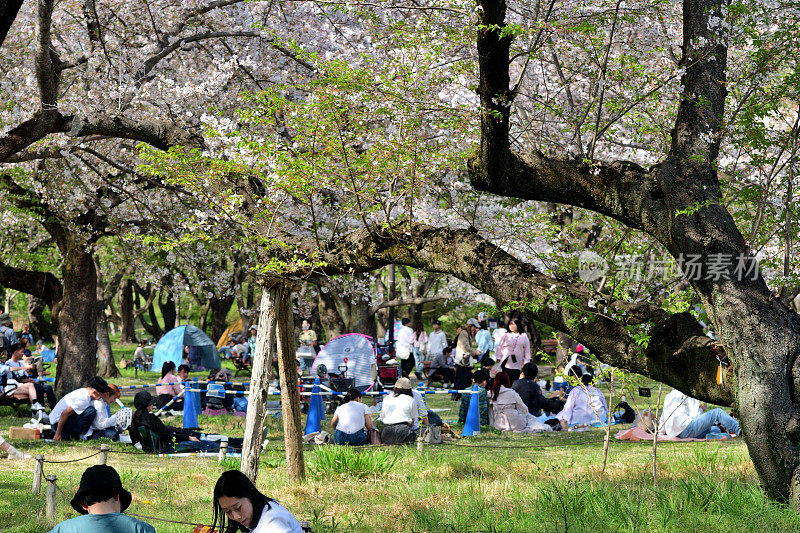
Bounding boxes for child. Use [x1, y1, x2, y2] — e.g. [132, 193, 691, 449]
[459, 369, 490, 426]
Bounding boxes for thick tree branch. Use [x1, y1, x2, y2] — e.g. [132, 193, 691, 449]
[0, 260, 62, 307]
[258, 223, 733, 405]
[66, 112, 205, 150]
[0, 112, 69, 163]
[0, 0, 23, 48]
[35, 0, 58, 108]
[369, 295, 445, 315]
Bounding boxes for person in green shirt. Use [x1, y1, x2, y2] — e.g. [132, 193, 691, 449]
[459, 369, 490, 426]
[48, 465, 155, 533]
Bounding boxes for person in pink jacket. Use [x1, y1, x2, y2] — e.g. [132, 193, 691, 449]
[495, 319, 530, 383]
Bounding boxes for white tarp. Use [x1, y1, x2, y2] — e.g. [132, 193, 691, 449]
[311, 333, 376, 389]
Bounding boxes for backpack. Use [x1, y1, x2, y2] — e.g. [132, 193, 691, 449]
[232, 396, 248, 413]
[206, 383, 227, 410]
[613, 401, 636, 424]
[422, 426, 443, 444]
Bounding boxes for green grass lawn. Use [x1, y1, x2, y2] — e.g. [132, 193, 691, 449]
[2, 391, 797, 532]
[3, 340, 794, 532]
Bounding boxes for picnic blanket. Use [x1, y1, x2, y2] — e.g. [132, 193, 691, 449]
[614, 426, 733, 442]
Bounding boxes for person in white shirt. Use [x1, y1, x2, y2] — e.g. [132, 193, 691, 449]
[213, 469, 303, 533]
[410, 388, 429, 431]
[83, 384, 124, 441]
[410, 322, 429, 378]
[659, 388, 740, 438]
[491, 322, 507, 350]
[379, 377, 417, 444]
[556, 372, 609, 430]
[331, 388, 373, 445]
[49, 377, 110, 441]
[395, 318, 414, 377]
[427, 320, 448, 361]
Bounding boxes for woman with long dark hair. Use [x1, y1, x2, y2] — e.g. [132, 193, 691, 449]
[488, 371, 550, 433]
[212, 470, 303, 533]
[495, 318, 530, 384]
[155, 361, 182, 409]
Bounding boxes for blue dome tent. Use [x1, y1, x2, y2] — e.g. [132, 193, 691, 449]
[151, 325, 221, 372]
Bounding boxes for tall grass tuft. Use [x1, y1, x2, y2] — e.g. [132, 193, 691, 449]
[310, 446, 398, 479]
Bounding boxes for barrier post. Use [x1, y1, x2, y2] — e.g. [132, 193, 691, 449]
[32, 454, 44, 494]
[304, 378, 323, 435]
[45, 475, 57, 522]
[183, 385, 199, 430]
[462, 385, 481, 437]
[218, 441, 228, 464]
[99, 444, 109, 465]
[192, 377, 202, 417]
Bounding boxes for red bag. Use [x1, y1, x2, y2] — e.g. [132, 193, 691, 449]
[370, 428, 382, 445]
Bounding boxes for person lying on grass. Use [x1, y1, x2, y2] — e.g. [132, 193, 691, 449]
[213, 469, 304, 533]
[659, 388, 740, 439]
[48, 464, 155, 533]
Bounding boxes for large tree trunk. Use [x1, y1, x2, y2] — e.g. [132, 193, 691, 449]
[349, 299, 376, 338]
[95, 308, 119, 378]
[118, 279, 137, 343]
[240, 287, 278, 481]
[317, 287, 345, 340]
[160, 290, 176, 331]
[209, 295, 234, 344]
[94, 257, 119, 378]
[275, 284, 305, 481]
[27, 294, 55, 343]
[54, 246, 98, 396]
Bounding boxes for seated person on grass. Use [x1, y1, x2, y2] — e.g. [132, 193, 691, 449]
[555, 371, 609, 430]
[379, 377, 418, 445]
[659, 388, 740, 438]
[155, 361, 184, 410]
[1, 349, 48, 417]
[82, 384, 127, 441]
[49, 376, 111, 441]
[458, 369, 489, 426]
[427, 346, 456, 385]
[330, 388, 373, 445]
[129, 391, 243, 452]
[6, 342, 56, 409]
[48, 465, 155, 533]
[212, 469, 304, 533]
[512, 363, 565, 416]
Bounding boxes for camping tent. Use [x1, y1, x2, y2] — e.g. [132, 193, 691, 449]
[151, 325, 221, 372]
[311, 333, 376, 390]
[216, 317, 244, 348]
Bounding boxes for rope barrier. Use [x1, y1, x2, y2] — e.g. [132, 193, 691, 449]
[42, 450, 103, 464]
[127, 512, 215, 528]
[116, 380, 251, 390]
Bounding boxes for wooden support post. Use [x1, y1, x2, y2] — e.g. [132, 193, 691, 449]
[218, 441, 228, 464]
[32, 454, 44, 494]
[46, 475, 57, 522]
[99, 444, 109, 465]
[275, 284, 305, 482]
[240, 287, 278, 482]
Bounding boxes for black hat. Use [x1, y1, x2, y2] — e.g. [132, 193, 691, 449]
[133, 390, 154, 409]
[70, 465, 132, 514]
[87, 376, 110, 394]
